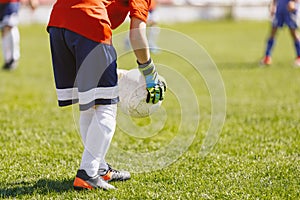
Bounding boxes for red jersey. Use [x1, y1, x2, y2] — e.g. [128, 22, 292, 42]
[0, 0, 19, 3]
[107, 0, 150, 30]
[149, 0, 156, 12]
[47, 0, 113, 44]
[47, 0, 151, 43]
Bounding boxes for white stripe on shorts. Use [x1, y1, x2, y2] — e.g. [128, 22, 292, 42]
[56, 86, 119, 104]
[56, 88, 79, 101]
[78, 86, 119, 104]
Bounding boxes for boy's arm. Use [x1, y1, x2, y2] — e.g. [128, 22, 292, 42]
[129, 17, 150, 64]
[269, 0, 277, 17]
[28, 0, 39, 10]
[288, 0, 297, 12]
[129, 17, 166, 104]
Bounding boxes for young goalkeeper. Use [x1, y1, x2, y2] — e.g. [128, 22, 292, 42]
[47, 0, 165, 191]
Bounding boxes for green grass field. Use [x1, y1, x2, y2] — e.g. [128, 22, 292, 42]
[0, 20, 300, 199]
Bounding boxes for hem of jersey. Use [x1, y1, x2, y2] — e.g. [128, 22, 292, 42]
[46, 26, 112, 45]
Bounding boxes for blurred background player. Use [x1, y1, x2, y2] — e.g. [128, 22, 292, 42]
[0, 0, 38, 70]
[261, 0, 300, 66]
[47, 0, 165, 190]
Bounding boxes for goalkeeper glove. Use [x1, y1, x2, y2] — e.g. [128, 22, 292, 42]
[138, 58, 166, 104]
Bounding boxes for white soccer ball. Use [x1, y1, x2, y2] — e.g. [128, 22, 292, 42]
[118, 68, 163, 118]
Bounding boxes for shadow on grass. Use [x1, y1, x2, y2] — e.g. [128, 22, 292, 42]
[0, 178, 73, 198]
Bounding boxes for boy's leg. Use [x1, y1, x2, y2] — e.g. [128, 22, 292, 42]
[1, 3, 20, 70]
[79, 108, 94, 144]
[2, 26, 19, 64]
[49, 28, 116, 190]
[293, 37, 300, 57]
[75, 104, 117, 190]
[261, 27, 278, 65]
[79, 104, 117, 177]
[287, 10, 300, 66]
[265, 37, 275, 57]
[289, 28, 300, 66]
[265, 27, 278, 56]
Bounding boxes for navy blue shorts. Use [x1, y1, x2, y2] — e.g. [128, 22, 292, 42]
[48, 27, 119, 111]
[273, 11, 298, 29]
[0, 2, 19, 27]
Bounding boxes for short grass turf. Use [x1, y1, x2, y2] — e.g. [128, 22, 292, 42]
[0, 20, 299, 199]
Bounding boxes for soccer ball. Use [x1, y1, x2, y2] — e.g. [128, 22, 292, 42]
[117, 68, 163, 118]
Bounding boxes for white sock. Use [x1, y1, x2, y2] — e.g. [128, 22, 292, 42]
[2, 29, 12, 63]
[80, 104, 117, 177]
[11, 26, 20, 61]
[79, 108, 94, 144]
[2, 26, 20, 63]
[99, 162, 109, 171]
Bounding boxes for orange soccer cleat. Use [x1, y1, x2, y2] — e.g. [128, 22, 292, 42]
[73, 169, 115, 190]
[260, 56, 272, 66]
[294, 57, 300, 67]
[99, 164, 131, 182]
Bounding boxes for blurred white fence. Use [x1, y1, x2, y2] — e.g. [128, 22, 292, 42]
[156, 0, 271, 22]
[19, 0, 272, 24]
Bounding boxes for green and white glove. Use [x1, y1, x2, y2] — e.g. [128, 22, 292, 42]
[138, 58, 166, 104]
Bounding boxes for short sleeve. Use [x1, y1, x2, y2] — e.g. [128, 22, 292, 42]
[129, 0, 150, 22]
[107, 0, 130, 29]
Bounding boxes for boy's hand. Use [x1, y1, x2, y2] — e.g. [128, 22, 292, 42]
[138, 59, 166, 104]
[146, 80, 166, 104]
[288, 1, 296, 12]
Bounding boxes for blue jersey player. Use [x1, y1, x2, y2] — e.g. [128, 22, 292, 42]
[261, 0, 300, 66]
[0, 0, 38, 70]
